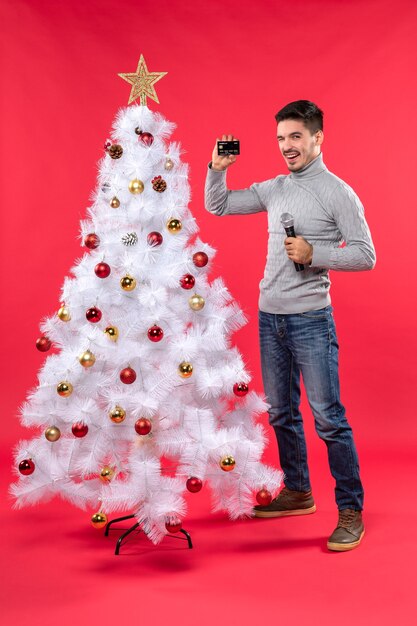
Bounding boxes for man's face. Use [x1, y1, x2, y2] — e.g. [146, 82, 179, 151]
[277, 119, 323, 172]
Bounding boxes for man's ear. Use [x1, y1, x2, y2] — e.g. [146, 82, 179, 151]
[315, 130, 324, 146]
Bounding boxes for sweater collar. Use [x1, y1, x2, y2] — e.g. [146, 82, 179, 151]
[289, 153, 327, 179]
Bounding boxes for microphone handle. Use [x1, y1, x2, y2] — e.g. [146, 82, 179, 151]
[284, 226, 304, 272]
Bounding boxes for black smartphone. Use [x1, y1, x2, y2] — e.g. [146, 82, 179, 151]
[217, 140, 240, 156]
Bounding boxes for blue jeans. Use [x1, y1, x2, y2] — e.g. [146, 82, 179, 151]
[259, 306, 364, 511]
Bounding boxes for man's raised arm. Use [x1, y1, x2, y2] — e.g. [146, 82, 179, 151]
[204, 134, 266, 217]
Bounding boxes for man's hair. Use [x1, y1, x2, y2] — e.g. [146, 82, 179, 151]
[275, 100, 323, 134]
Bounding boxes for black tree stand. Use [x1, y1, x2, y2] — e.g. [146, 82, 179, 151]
[104, 514, 193, 555]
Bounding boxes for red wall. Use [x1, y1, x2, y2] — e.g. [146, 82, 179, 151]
[1, 0, 416, 454]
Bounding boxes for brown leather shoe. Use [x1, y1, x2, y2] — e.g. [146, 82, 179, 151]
[253, 487, 316, 518]
[327, 509, 365, 551]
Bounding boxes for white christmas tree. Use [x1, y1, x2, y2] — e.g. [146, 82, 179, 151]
[11, 56, 282, 544]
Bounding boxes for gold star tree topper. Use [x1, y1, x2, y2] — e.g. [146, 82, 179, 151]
[118, 55, 167, 106]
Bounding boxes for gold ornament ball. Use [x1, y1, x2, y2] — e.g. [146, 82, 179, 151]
[104, 326, 119, 341]
[57, 305, 71, 322]
[110, 196, 120, 208]
[79, 349, 96, 368]
[167, 218, 182, 233]
[164, 157, 174, 171]
[128, 179, 144, 194]
[57, 381, 73, 397]
[91, 512, 107, 529]
[45, 426, 61, 442]
[120, 275, 137, 291]
[189, 294, 205, 311]
[99, 466, 115, 483]
[109, 406, 126, 423]
[220, 455, 236, 472]
[178, 361, 193, 378]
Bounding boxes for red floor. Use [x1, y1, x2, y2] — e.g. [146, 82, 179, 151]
[2, 443, 416, 626]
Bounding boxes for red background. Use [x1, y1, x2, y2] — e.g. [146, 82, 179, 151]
[1, 1, 417, 624]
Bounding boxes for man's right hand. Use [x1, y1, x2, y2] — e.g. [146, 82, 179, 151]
[211, 134, 238, 171]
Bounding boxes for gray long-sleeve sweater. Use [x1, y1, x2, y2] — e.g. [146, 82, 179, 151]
[204, 153, 376, 314]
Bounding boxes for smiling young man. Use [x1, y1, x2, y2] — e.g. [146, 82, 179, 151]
[204, 100, 376, 551]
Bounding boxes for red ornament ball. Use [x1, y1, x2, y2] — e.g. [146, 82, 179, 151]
[193, 251, 209, 267]
[134, 417, 152, 435]
[180, 274, 195, 290]
[233, 382, 249, 397]
[256, 489, 272, 506]
[147, 231, 163, 247]
[186, 477, 203, 493]
[86, 307, 102, 323]
[84, 233, 100, 249]
[72, 422, 89, 438]
[36, 336, 51, 352]
[120, 367, 136, 384]
[148, 325, 164, 342]
[139, 132, 154, 147]
[165, 518, 182, 534]
[19, 459, 35, 475]
[94, 262, 111, 278]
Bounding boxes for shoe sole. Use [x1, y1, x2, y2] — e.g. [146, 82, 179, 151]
[327, 530, 365, 552]
[253, 504, 317, 518]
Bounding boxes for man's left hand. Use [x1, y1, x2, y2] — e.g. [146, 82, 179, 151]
[284, 236, 313, 265]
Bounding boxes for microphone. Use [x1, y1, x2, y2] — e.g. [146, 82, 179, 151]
[281, 212, 304, 272]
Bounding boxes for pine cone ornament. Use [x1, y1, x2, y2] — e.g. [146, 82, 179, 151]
[121, 232, 138, 246]
[151, 175, 167, 192]
[108, 144, 123, 159]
